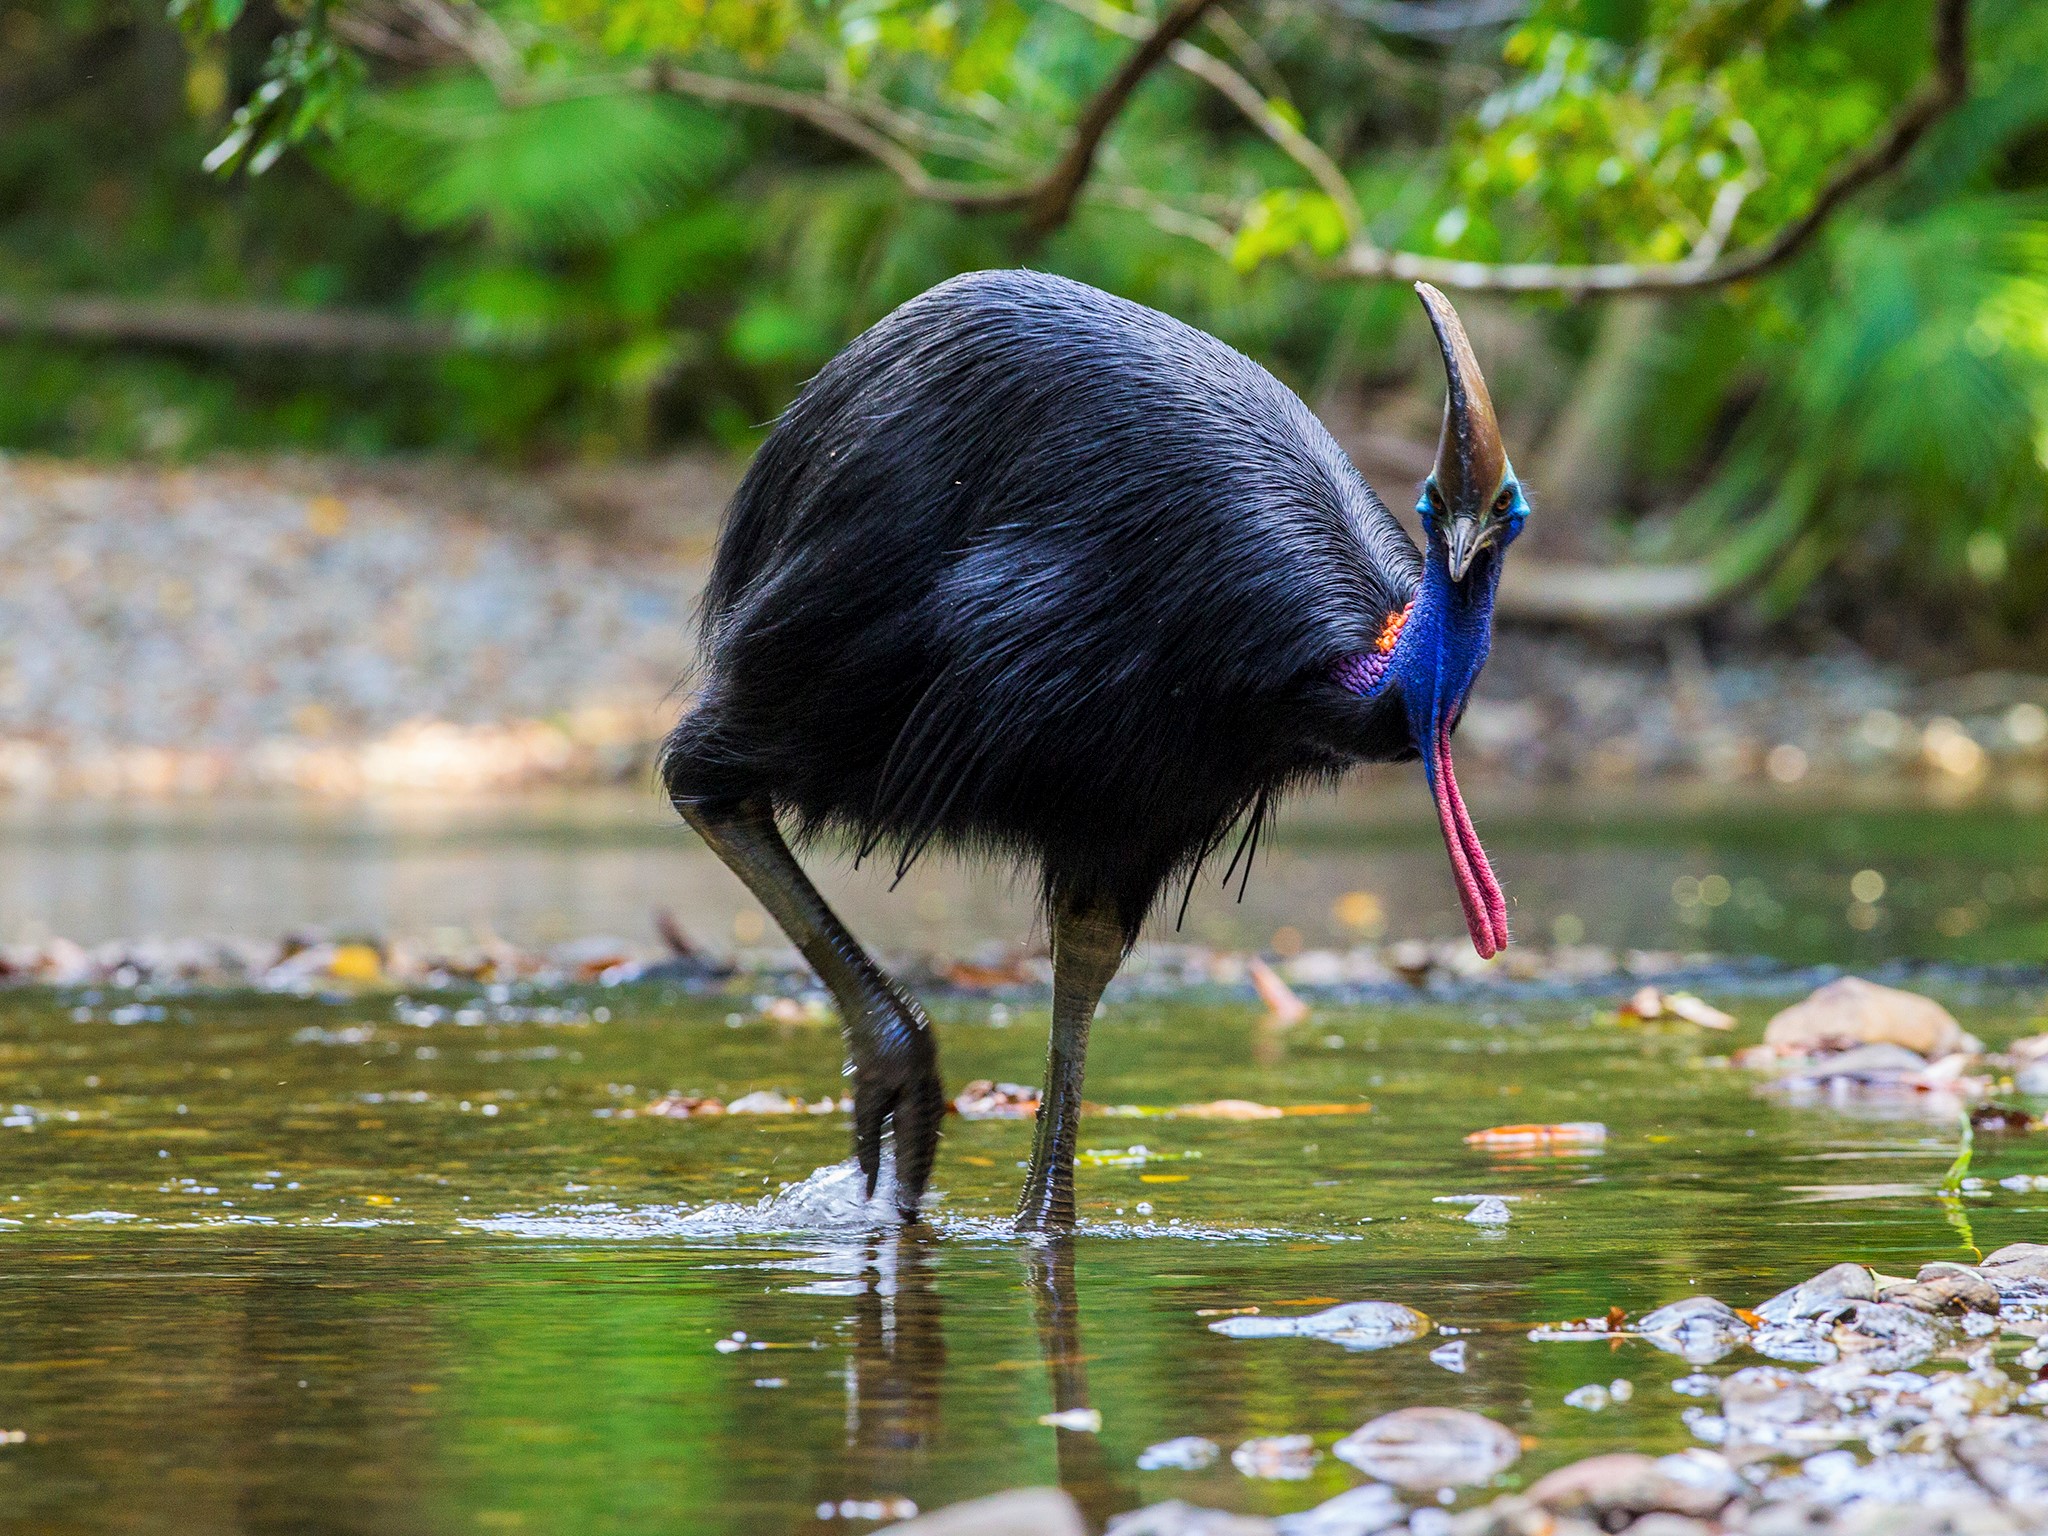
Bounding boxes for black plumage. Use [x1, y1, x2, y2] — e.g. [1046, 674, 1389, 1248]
[663, 268, 1526, 1227]
[665, 268, 1418, 933]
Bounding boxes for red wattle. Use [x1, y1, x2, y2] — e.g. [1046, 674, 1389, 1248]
[1429, 726, 1508, 958]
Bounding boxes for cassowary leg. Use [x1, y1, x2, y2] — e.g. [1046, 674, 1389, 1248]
[1015, 894, 1126, 1231]
[679, 796, 943, 1222]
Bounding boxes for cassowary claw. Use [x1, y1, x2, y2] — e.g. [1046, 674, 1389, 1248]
[850, 1001, 944, 1223]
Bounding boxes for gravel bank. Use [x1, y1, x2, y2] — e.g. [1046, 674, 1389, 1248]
[5, 453, 2047, 797]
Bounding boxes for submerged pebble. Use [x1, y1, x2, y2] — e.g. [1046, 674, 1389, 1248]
[1208, 1301, 1431, 1351]
[1271, 1484, 1406, 1535]
[1137, 1437, 1220, 1472]
[1231, 1435, 1321, 1480]
[1463, 1198, 1512, 1226]
[1332, 1407, 1520, 1488]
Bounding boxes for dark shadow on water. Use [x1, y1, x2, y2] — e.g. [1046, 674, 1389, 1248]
[1026, 1238, 1133, 1533]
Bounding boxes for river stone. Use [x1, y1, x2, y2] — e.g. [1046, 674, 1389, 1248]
[1332, 1407, 1520, 1488]
[1831, 1300, 1947, 1371]
[1719, 1366, 1836, 1437]
[1519, 1451, 1738, 1520]
[1981, 1243, 2048, 1300]
[878, 1488, 1085, 1536]
[1209, 1301, 1431, 1351]
[1955, 1416, 2048, 1503]
[1271, 1484, 1407, 1535]
[1762, 977, 1978, 1057]
[1108, 1502, 1278, 1536]
[1232, 1435, 1321, 1480]
[1750, 1323, 1839, 1364]
[1880, 1263, 2000, 1317]
[1757, 1262, 1877, 1323]
[1137, 1436, 1221, 1471]
[1635, 1296, 1754, 1364]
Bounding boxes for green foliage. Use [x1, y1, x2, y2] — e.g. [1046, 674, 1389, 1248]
[6, 0, 2048, 633]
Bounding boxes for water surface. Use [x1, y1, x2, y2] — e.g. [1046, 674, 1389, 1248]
[0, 975, 2043, 1532]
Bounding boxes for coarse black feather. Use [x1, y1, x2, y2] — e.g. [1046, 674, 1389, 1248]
[664, 268, 1425, 937]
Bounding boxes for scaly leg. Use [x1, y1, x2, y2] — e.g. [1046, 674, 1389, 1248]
[1015, 893, 1126, 1231]
[679, 796, 944, 1222]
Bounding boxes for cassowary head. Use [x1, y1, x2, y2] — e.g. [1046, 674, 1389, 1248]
[1414, 282, 1528, 582]
[1378, 284, 1526, 959]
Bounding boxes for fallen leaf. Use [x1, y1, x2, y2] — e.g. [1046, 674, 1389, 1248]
[1138, 1173, 1190, 1183]
[1464, 1122, 1608, 1149]
[1665, 992, 1736, 1030]
[645, 1094, 723, 1119]
[1278, 1102, 1374, 1117]
[1174, 1099, 1284, 1120]
[725, 1091, 802, 1115]
[328, 943, 383, 984]
[952, 1080, 1040, 1119]
[1249, 957, 1310, 1025]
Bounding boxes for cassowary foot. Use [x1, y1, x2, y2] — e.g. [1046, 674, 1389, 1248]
[1012, 1162, 1076, 1233]
[850, 997, 945, 1224]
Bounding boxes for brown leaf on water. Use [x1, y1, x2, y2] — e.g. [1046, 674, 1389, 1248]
[1278, 1102, 1374, 1117]
[645, 1094, 723, 1119]
[953, 1079, 1041, 1119]
[1620, 986, 1734, 1029]
[1175, 1099, 1285, 1120]
[1464, 1122, 1608, 1148]
[1249, 957, 1310, 1026]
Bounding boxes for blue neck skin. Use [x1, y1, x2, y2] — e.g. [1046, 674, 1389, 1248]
[1381, 482, 1521, 756]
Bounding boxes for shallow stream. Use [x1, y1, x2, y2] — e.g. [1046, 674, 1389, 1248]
[0, 968, 2043, 1532]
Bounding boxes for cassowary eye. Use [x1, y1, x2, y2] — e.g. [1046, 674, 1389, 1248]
[1493, 487, 1514, 515]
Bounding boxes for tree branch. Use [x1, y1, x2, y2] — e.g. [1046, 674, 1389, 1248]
[0, 292, 521, 354]
[1051, 0, 1364, 240]
[1338, 0, 1971, 294]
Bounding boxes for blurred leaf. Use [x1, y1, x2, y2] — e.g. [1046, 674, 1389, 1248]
[331, 76, 734, 249]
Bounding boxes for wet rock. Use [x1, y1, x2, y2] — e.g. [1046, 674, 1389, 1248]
[878, 1488, 1085, 1536]
[1108, 1503, 1277, 1536]
[1137, 1437, 1221, 1471]
[1761, 978, 1979, 1058]
[1562, 1383, 1611, 1410]
[1209, 1301, 1431, 1351]
[1635, 1296, 1754, 1364]
[1332, 1407, 1520, 1488]
[1980, 1242, 2048, 1301]
[1922, 1364, 2021, 1423]
[1750, 1323, 1839, 1365]
[1465, 1198, 1513, 1226]
[1761, 1042, 1937, 1092]
[1955, 1416, 2048, 1503]
[1757, 1262, 1877, 1323]
[1830, 1301, 1947, 1372]
[1271, 1485, 1406, 1536]
[1719, 1366, 1836, 1440]
[1878, 1263, 2000, 1317]
[1231, 1435, 1321, 1480]
[1429, 1339, 1468, 1372]
[1038, 1407, 1102, 1432]
[1520, 1450, 1739, 1521]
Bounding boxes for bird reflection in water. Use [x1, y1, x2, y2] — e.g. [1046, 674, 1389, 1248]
[809, 1233, 1130, 1533]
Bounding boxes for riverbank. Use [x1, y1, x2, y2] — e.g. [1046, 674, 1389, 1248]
[5, 453, 2048, 798]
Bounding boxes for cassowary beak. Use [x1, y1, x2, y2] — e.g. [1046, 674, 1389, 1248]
[1416, 282, 1505, 566]
[1444, 517, 1482, 583]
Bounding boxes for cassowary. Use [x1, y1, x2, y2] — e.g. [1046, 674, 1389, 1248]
[664, 270, 1526, 1229]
